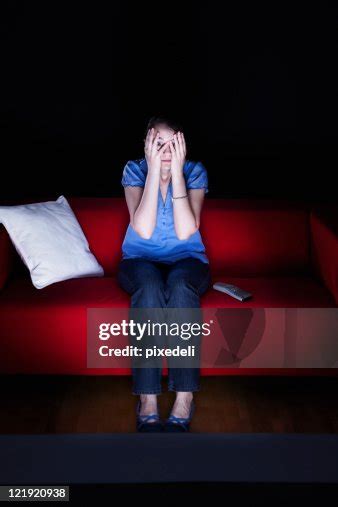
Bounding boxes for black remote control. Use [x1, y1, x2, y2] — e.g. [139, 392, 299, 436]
[212, 282, 252, 302]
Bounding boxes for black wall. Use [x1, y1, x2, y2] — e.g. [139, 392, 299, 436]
[1, 2, 337, 202]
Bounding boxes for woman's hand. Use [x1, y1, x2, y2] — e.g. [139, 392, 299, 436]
[144, 128, 170, 173]
[169, 131, 186, 178]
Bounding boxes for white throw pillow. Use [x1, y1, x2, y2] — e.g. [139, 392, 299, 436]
[0, 195, 104, 289]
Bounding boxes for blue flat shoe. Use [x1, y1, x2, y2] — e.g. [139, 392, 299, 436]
[136, 401, 163, 433]
[164, 401, 195, 432]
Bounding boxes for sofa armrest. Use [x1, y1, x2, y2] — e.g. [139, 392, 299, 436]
[310, 207, 338, 305]
[0, 225, 13, 290]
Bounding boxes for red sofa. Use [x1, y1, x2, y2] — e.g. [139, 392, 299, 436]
[0, 197, 337, 376]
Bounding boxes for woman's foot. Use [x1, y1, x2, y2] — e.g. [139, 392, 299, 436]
[170, 392, 193, 419]
[136, 394, 163, 432]
[139, 394, 159, 421]
[164, 392, 194, 432]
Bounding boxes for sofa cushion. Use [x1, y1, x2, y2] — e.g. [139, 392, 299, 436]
[60, 198, 311, 277]
[204, 275, 335, 307]
[68, 197, 129, 276]
[0, 277, 129, 375]
[0, 196, 104, 288]
[200, 200, 311, 276]
[0, 275, 334, 375]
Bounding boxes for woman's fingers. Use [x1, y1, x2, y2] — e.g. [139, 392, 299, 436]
[145, 129, 186, 159]
[176, 132, 183, 158]
[174, 132, 186, 159]
[172, 134, 177, 155]
[173, 133, 182, 158]
[170, 140, 178, 160]
[149, 128, 156, 150]
[181, 132, 187, 155]
[145, 128, 157, 154]
[151, 131, 160, 154]
[158, 139, 170, 154]
[144, 128, 152, 153]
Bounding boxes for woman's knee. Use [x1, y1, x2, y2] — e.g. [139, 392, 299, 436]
[136, 276, 165, 293]
[168, 262, 211, 293]
[167, 277, 197, 293]
[131, 277, 166, 307]
[166, 272, 211, 299]
[117, 260, 164, 292]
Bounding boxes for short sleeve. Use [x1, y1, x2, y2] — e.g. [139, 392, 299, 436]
[186, 161, 209, 194]
[121, 160, 145, 188]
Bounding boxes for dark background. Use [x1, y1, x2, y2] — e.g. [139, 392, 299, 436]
[0, 2, 337, 202]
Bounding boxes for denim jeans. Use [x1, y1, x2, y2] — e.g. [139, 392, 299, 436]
[116, 257, 212, 394]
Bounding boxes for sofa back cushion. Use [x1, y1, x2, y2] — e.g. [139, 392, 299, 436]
[67, 198, 310, 276]
[6, 198, 311, 278]
[67, 197, 129, 276]
[199, 199, 310, 276]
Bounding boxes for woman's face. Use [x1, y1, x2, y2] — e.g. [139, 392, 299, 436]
[145, 123, 177, 171]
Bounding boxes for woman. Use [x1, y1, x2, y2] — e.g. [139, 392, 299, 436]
[117, 116, 212, 432]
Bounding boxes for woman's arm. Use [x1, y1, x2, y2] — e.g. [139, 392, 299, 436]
[172, 172, 205, 239]
[170, 132, 206, 240]
[124, 128, 171, 240]
[124, 168, 160, 239]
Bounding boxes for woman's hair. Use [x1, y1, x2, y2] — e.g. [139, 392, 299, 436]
[144, 115, 184, 139]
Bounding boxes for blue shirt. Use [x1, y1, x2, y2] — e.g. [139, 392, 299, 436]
[120, 157, 209, 264]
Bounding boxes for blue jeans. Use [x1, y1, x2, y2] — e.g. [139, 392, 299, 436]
[116, 257, 212, 394]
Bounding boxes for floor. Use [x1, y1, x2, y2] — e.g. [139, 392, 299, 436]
[1, 375, 338, 433]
